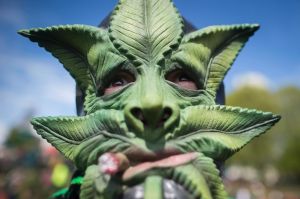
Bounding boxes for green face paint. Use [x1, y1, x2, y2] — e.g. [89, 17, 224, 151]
[19, 0, 280, 198]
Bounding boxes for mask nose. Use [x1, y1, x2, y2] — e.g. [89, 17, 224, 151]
[124, 101, 179, 141]
[124, 69, 179, 141]
[130, 106, 173, 128]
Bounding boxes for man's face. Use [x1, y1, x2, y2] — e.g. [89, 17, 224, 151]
[88, 56, 213, 144]
[19, 0, 280, 198]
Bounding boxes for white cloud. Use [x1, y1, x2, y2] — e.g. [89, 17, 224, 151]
[231, 71, 271, 90]
[1, 54, 74, 91]
[0, 52, 76, 128]
[2, 56, 75, 104]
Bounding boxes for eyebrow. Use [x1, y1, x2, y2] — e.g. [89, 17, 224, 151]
[167, 52, 207, 84]
[96, 54, 137, 89]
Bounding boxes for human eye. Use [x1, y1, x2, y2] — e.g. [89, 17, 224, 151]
[103, 71, 135, 95]
[165, 69, 198, 90]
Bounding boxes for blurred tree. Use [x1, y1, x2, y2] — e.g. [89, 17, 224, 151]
[226, 86, 300, 182]
[274, 87, 300, 178]
[4, 127, 40, 168]
[226, 86, 280, 167]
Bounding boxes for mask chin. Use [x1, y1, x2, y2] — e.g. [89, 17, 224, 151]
[122, 179, 192, 199]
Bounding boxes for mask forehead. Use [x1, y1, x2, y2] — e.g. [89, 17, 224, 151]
[109, 0, 183, 67]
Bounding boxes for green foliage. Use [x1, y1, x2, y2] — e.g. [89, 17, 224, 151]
[18, 25, 125, 94]
[275, 87, 300, 176]
[5, 127, 39, 150]
[227, 86, 300, 177]
[171, 153, 228, 199]
[179, 24, 259, 96]
[171, 105, 279, 161]
[110, 0, 183, 65]
[227, 86, 279, 112]
[31, 109, 130, 170]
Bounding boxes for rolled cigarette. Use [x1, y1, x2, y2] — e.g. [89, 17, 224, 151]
[98, 153, 129, 175]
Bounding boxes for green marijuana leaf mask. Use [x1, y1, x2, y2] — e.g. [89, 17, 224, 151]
[19, 0, 280, 198]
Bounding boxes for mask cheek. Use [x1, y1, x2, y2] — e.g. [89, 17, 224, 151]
[104, 86, 125, 95]
[176, 81, 198, 90]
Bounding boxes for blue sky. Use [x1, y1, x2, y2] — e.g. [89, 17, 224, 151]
[0, 0, 299, 143]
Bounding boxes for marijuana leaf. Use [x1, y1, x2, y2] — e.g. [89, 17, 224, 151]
[31, 110, 130, 169]
[171, 105, 280, 161]
[109, 0, 183, 65]
[177, 24, 259, 97]
[18, 25, 125, 92]
[169, 153, 227, 199]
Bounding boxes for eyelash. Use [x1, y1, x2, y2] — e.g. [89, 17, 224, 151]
[100, 67, 199, 96]
[165, 69, 199, 90]
[101, 71, 135, 95]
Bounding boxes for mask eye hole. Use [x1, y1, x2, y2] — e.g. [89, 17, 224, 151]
[103, 71, 135, 95]
[165, 69, 198, 90]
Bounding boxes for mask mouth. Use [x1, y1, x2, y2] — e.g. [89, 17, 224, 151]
[98, 146, 192, 177]
[122, 152, 198, 181]
[123, 146, 183, 164]
[98, 147, 202, 198]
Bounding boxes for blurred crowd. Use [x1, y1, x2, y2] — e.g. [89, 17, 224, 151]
[0, 122, 72, 199]
[224, 165, 300, 199]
